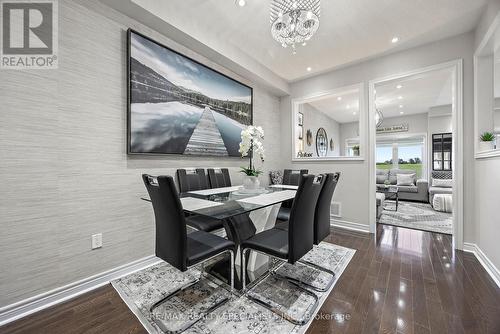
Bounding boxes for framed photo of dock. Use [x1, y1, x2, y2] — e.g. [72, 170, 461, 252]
[127, 29, 253, 156]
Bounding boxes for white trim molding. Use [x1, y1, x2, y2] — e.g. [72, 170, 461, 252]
[0, 255, 160, 326]
[330, 218, 371, 234]
[463, 243, 500, 288]
[475, 149, 500, 159]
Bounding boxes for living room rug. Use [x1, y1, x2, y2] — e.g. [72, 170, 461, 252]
[379, 200, 453, 234]
[112, 242, 355, 334]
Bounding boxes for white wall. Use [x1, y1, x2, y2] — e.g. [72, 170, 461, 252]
[379, 113, 429, 134]
[473, 0, 500, 275]
[0, 0, 282, 307]
[339, 122, 359, 154]
[280, 32, 475, 234]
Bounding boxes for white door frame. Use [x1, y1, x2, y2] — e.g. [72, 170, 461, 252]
[368, 59, 464, 249]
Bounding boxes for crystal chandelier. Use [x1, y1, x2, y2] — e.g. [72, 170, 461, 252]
[374, 91, 384, 128]
[270, 0, 321, 54]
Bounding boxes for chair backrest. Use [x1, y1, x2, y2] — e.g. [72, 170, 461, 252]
[314, 173, 340, 245]
[288, 174, 325, 264]
[283, 169, 308, 186]
[142, 174, 188, 271]
[207, 168, 232, 188]
[176, 168, 209, 193]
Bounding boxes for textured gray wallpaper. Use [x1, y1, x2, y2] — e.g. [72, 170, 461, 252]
[0, 0, 282, 306]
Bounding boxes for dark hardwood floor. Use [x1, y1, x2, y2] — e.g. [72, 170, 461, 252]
[2, 225, 500, 334]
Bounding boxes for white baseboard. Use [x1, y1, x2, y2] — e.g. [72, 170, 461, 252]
[463, 242, 500, 288]
[0, 255, 160, 326]
[330, 217, 371, 234]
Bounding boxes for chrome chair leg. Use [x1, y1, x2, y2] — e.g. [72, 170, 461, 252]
[229, 250, 234, 293]
[244, 286, 318, 326]
[150, 250, 235, 333]
[240, 248, 319, 325]
[270, 259, 335, 292]
[149, 279, 199, 313]
[241, 248, 248, 291]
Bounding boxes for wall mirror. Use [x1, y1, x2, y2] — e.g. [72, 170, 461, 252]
[475, 14, 500, 157]
[292, 83, 365, 161]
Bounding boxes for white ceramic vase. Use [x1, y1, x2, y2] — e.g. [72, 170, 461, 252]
[243, 175, 260, 190]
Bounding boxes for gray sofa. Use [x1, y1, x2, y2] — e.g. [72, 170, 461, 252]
[376, 168, 429, 202]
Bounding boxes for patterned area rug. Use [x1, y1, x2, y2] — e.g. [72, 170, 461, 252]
[112, 242, 355, 334]
[379, 200, 452, 234]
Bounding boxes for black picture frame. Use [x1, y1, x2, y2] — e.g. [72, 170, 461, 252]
[127, 28, 253, 156]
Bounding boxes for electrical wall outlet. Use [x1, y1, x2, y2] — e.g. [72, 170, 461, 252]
[91, 233, 102, 249]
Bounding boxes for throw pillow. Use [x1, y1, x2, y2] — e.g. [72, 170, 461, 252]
[269, 171, 283, 185]
[432, 178, 453, 188]
[397, 173, 415, 186]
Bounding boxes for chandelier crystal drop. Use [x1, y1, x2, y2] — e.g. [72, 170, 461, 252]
[270, 0, 321, 54]
[375, 108, 384, 128]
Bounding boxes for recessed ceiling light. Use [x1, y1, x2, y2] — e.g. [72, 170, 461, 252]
[337, 96, 342, 101]
[236, 0, 246, 6]
[346, 104, 350, 109]
[352, 111, 357, 115]
[396, 84, 403, 89]
[306, 67, 312, 72]
[391, 37, 399, 44]
[400, 111, 404, 114]
[398, 96, 403, 100]
[399, 105, 404, 108]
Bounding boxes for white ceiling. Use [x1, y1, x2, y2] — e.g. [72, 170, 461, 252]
[375, 68, 453, 119]
[307, 90, 360, 124]
[127, 0, 487, 82]
[305, 68, 453, 123]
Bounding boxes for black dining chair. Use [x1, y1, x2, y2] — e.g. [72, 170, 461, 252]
[207, 168, 232, 188]
[313, 172, 340, 244]
[142, 174, 235, 332]
[282, 169, 309, 186]
[277, 169, 309, 221]
[275, 172, 341, 292]
[240, 174, 325, 325]
[176, 169, 224, 232]
[176, 168, 209, 193]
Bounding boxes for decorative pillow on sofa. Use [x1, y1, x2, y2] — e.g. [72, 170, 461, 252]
[389, 169, 416, 185]
[432, 178, 453, 188]
[396, 173, 415, 186]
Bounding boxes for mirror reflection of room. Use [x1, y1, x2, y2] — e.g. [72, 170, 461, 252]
[375, 68, 454, 236]
[294, 87, 361, 159]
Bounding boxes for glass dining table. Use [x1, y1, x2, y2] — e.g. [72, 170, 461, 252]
[142, 184, 298, 290]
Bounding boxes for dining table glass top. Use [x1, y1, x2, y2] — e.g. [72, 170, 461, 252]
[179, 185, 298, 220]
